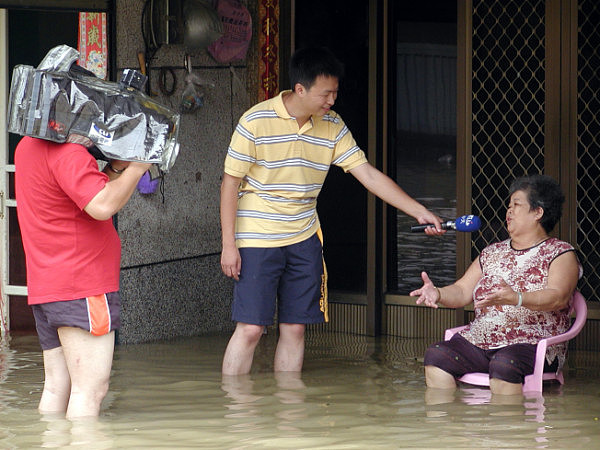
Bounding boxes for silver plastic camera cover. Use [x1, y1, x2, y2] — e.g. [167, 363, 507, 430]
[7, 45, 180, 173]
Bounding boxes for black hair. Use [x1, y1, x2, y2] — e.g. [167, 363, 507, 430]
[289, 47, 344, 91]
[509, 174, 565, 232]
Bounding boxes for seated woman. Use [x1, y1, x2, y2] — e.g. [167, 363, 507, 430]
[410, 175, 582, 395]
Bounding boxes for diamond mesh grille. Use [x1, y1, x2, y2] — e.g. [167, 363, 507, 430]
[577, 0, 600, 301]
[471, 0, 546, 256]
[470, 0, 598, 301]
[471, 0, 547, 252]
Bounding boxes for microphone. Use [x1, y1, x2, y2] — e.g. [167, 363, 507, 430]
[411, 215, 481, 232]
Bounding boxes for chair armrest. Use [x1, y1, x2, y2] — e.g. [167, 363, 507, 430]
[445, 325, 468, 341]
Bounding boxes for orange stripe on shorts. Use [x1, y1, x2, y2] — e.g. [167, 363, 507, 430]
[87, 294, 111, 336]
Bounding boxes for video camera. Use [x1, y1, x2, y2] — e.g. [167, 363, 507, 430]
[7, 45, 180, 175]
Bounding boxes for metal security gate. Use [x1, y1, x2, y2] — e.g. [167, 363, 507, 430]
[467, 0, 598, 302]
[471, 0, 546, 246]
[576, 0, 600, 302]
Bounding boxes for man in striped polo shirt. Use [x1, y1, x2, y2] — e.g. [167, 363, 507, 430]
[220, 47, 444, 375]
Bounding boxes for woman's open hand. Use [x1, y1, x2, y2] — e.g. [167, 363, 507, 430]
[410, 271, 441, 308]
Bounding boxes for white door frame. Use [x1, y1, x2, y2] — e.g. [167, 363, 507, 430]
[0, 9, 28, 337]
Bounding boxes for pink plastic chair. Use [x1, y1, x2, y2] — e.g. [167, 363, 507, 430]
[443, 291, 587, 393]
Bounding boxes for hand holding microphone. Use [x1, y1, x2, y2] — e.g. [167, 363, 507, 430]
[411, 214, 481, 233]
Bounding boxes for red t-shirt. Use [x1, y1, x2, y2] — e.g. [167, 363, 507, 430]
[14, 137, 121, 304]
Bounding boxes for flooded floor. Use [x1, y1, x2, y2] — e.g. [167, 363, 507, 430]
[1, 331, 600, 449]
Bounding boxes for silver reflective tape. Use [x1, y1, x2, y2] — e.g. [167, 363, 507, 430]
[25, 71, 43, 135]
[38, 75, 53, 137]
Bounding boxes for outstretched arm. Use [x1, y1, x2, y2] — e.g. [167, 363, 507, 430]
[349, 162, 444, 235]
[410, 257, 482, 308]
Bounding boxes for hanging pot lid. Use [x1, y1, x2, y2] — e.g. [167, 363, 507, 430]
[183, 0, 223, 51]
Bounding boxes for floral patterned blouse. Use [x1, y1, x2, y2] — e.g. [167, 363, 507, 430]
[459, 237, 582, 368]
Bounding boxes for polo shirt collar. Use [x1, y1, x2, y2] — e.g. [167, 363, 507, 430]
[273, 90, 315, 133]
[273, 90, 293, 119]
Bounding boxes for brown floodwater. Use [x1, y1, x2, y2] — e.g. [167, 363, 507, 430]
[1, 331, 600, 448]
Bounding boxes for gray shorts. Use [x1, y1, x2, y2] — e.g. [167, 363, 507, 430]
[31, 292, 121, 350]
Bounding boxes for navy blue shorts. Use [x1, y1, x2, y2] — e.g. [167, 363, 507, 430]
[424, 333, 558, 384]
[232, 233, 325, 326]
[31, 292, 121, 351]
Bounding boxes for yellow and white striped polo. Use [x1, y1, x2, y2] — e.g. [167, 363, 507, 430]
[224, 90, 368, 248]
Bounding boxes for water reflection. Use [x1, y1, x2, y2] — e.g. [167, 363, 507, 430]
[273, 373, 307, 434]
[2, 332, 600, 448]
[221, 372, 308, 438]
[222, 374, 263, 418]
[40, 415, 115, 449]
[0, 339, 15, 412]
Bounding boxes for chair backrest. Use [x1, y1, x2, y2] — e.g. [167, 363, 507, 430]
[545, 290, 587, 345]
[569, 290, 587, 330]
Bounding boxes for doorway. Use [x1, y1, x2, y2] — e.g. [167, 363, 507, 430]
[294, 0, 370, 295]
[387, 1, 458, 295]
[292, 1, 458, 334]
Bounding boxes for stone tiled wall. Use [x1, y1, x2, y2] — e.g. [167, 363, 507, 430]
[114, 0, 257, 343]
[118, 255, 234, 344]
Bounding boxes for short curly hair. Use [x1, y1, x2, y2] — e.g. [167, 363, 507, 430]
[509, 174, 565, 232]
